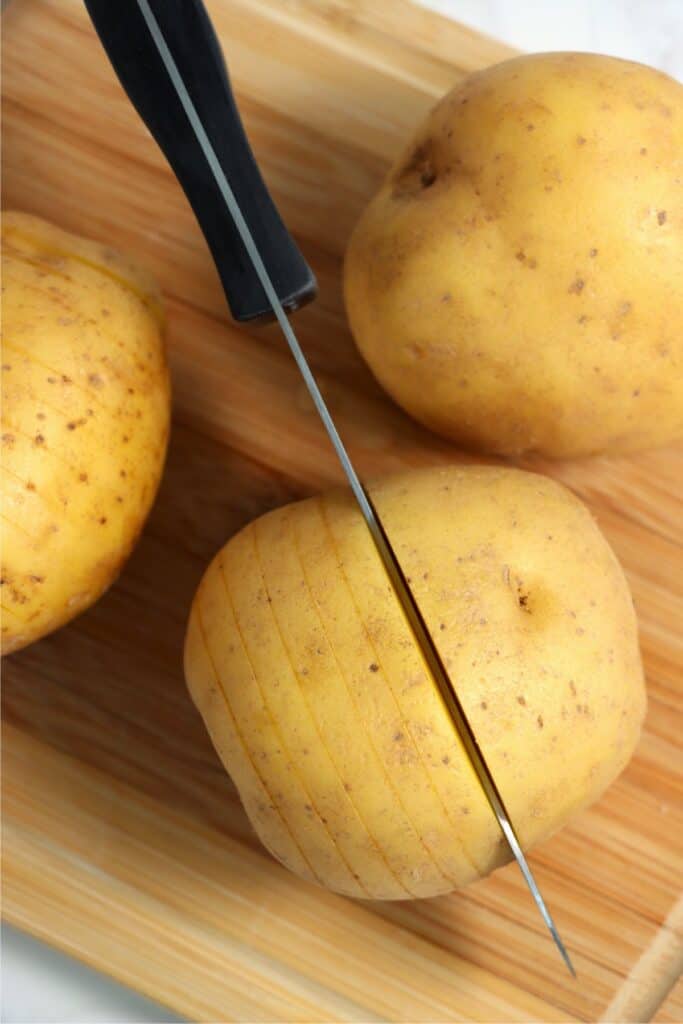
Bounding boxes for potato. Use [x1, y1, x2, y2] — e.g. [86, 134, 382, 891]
[184, 464, 645, 899]
[1, 211, 170, 654]
[344, 53, 683, 457]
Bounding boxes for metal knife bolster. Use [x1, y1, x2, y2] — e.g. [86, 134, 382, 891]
[85, 0, 575, 977]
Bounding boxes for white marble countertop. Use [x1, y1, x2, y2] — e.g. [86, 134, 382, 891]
[2, 2, 681, 1022]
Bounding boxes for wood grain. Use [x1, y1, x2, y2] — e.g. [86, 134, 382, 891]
[601, 896, 683, 1023]
[2, 1, 682, 1021]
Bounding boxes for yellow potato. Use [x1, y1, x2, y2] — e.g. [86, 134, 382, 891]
[344, 53, 683, 457]
[185, 464, 645, 898]
[1, 211, 170, 654]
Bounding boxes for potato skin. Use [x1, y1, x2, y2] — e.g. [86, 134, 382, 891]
[344, 53, 683, 457]
[185, 465, 645, 899]
[1, 212, 170, 654]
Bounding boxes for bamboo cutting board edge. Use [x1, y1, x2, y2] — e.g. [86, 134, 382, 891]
[3, 724, 582, 1024]
[4, 669, 683, 1023]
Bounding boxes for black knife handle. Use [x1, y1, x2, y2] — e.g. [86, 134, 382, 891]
[84, 0, 316, 323]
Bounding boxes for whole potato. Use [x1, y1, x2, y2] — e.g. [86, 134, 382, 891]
[185, 465, 645, 899]
[345, 53, 683, 457]
[1, 212, 170, 654]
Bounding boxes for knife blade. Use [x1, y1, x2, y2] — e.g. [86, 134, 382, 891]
[87, 0, 575, 976]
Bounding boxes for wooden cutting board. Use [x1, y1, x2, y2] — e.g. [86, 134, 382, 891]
[2, 2, 682, 1020]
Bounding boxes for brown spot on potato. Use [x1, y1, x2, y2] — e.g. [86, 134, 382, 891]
[442, 755, 450, 765]
[343, 782, 352, 792]
[393, 141, 437, 195]
[29, 575, 44, 584]
[480, 701, 488, 710]
[517, 695, 526, 706]
[568, 277, 585, 294]
[577, 135, 586, 144]
[88, 373, 103, 387]
[657, 210, 667, 225]
[589, 248, 598, 257]
[640, 147, 647, 155]
[79, 472, 88, 482]
[99, 516, 107, 525]
[369, 663, 379, 673]
[537, 715, 544, 729]
[393, 731, 404, 742]
[34, 433, 45, 445]
[513, 250, 537, 270]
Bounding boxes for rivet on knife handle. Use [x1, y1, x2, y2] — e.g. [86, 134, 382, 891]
[86, 0, 576, 978]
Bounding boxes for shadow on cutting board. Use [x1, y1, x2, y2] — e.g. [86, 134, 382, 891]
[1, 419, 309, 849]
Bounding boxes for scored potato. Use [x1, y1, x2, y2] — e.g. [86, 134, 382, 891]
[345, 53, 683, 457]
[1, 211, 170, 654]
[185, 465, 645, 899]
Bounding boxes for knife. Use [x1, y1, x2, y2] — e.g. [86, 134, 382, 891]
[84, 0, 575, 976]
